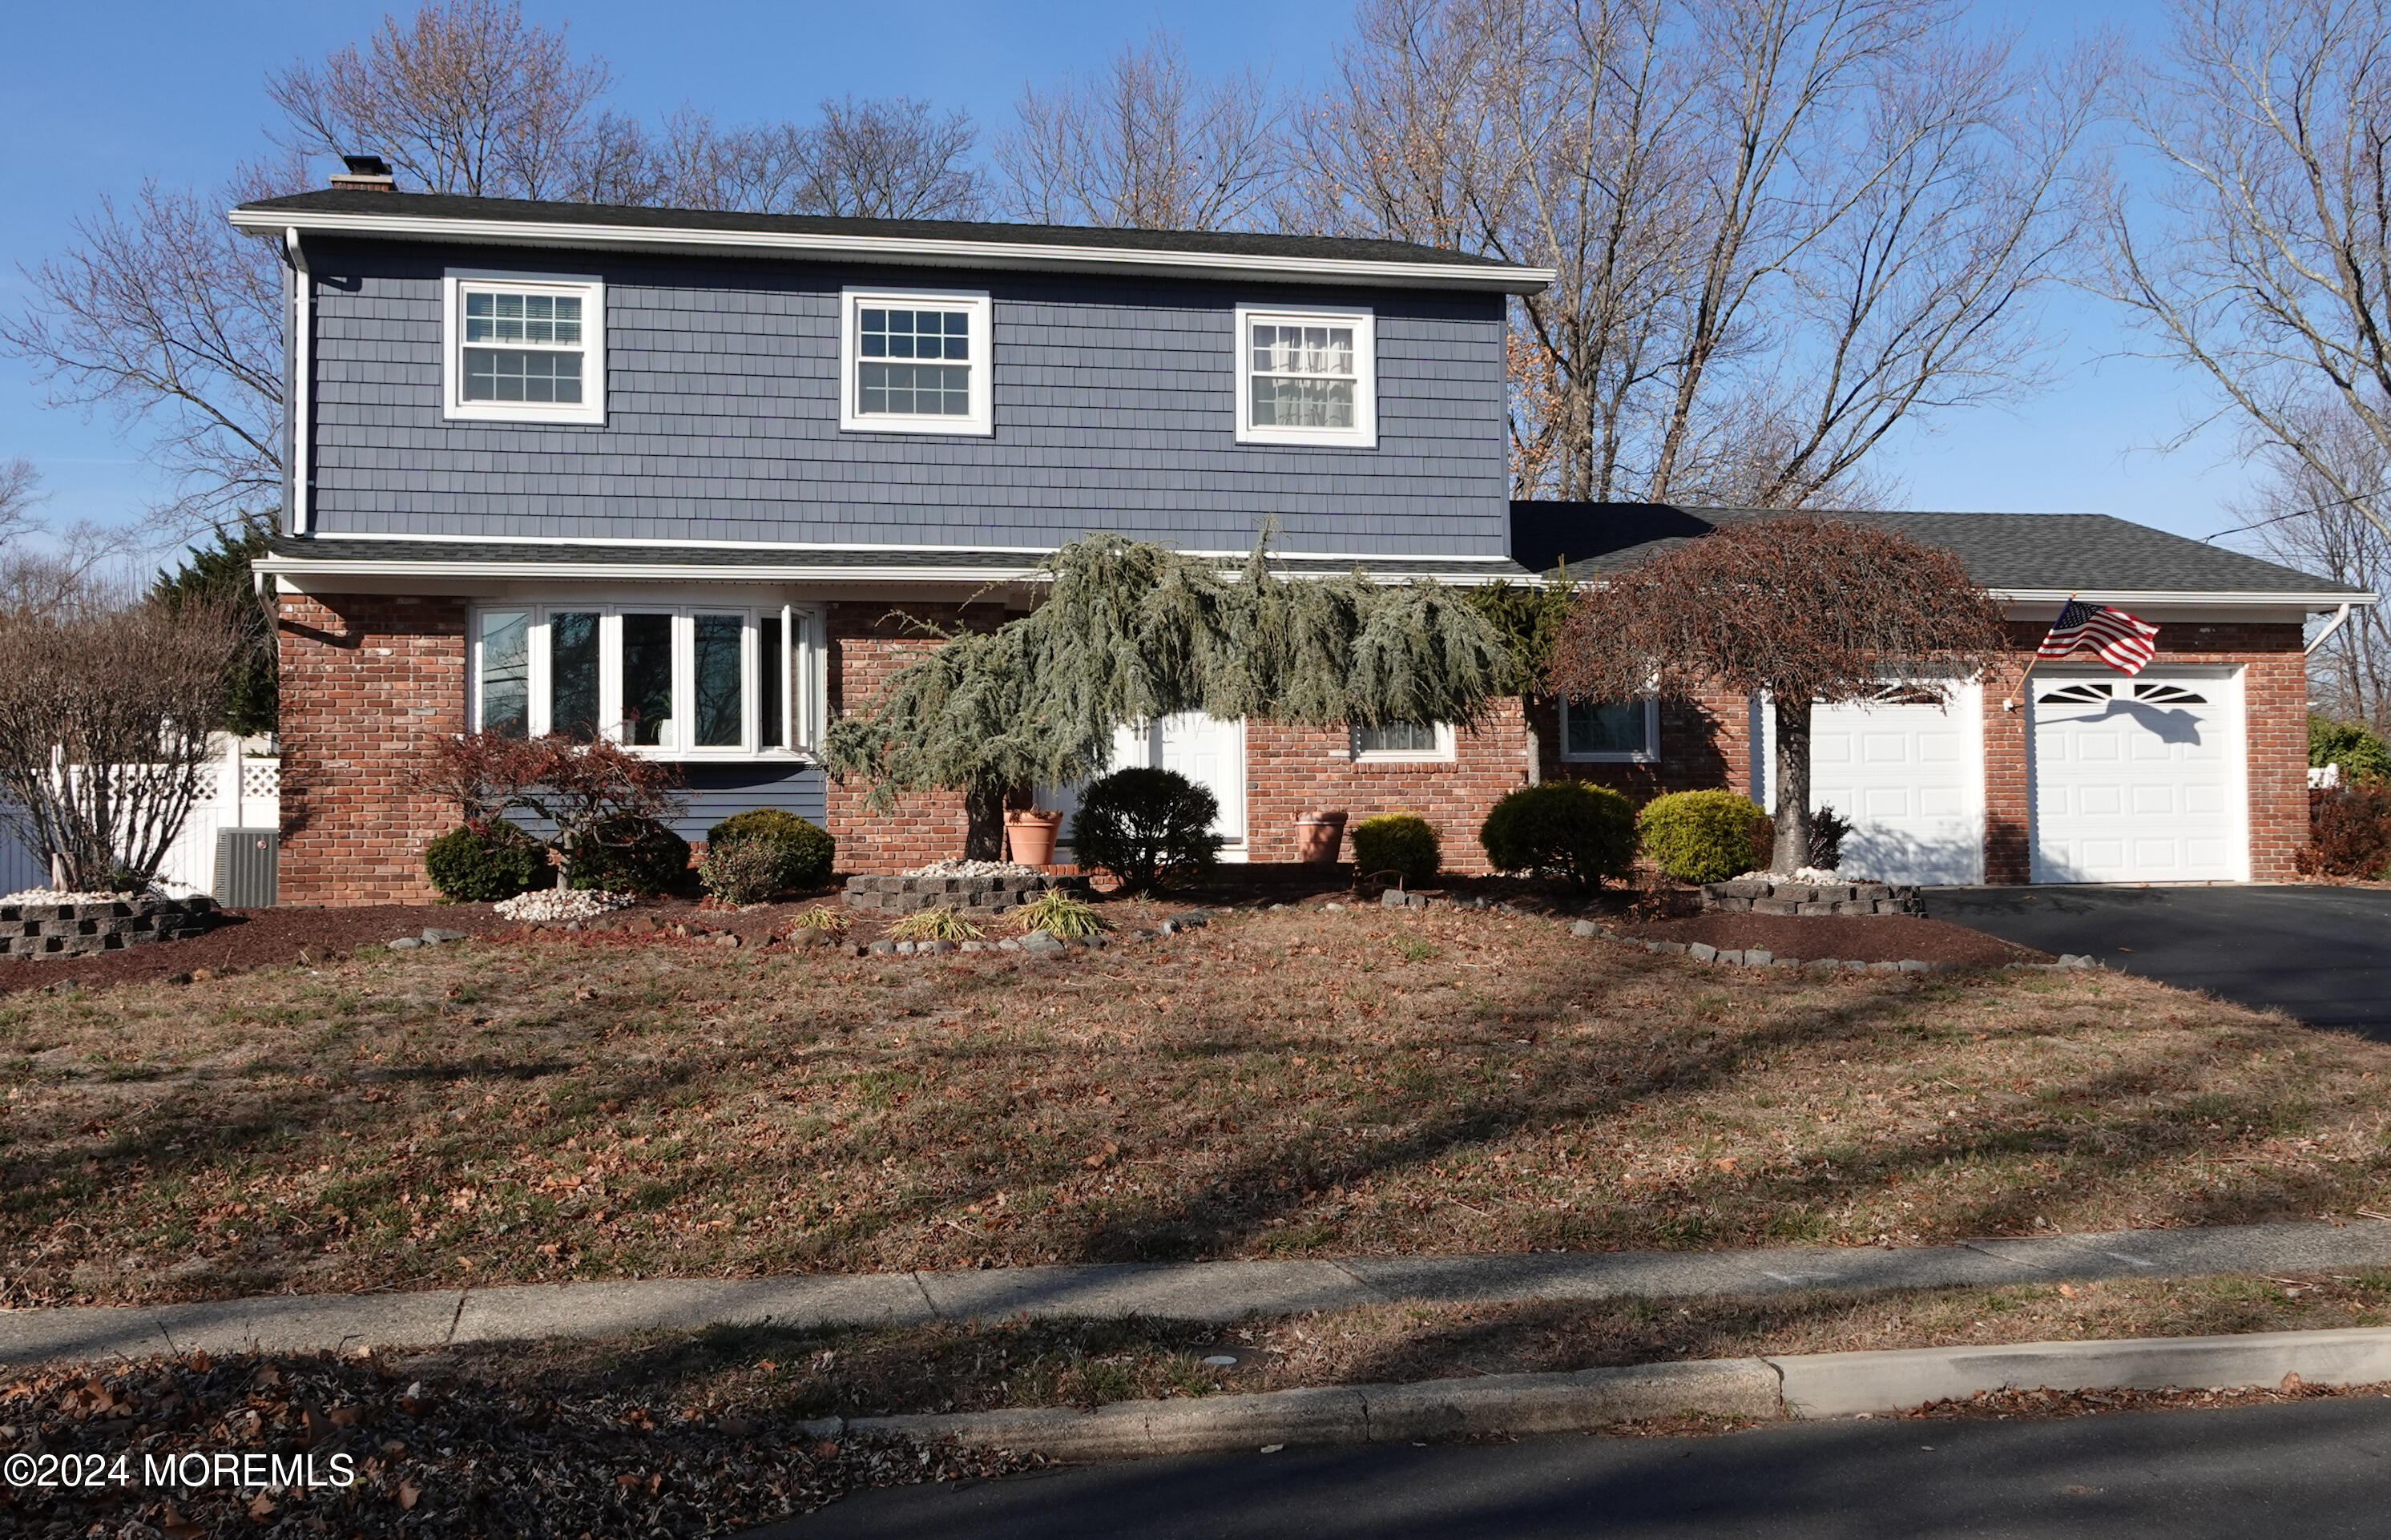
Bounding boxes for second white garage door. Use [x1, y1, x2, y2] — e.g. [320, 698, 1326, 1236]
[2029, 673, 2243, 883]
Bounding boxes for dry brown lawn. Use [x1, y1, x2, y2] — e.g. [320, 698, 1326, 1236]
[4, 901, 2389, 1306]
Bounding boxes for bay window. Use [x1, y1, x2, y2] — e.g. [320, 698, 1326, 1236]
[471, 603, 821, 758]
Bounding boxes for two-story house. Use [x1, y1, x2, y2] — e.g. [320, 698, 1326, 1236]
[235, 166, 2369, 904]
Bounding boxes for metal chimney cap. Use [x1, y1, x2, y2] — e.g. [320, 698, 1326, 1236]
[340, 154, 392, 177]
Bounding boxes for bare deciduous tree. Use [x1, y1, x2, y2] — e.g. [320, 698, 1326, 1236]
[266, 0, 615, 200]
[0, 596, 245, 889]
[0, 460, 45, 551]
[2102, 0, 2391, 586]
[997, 30, 1288, 229]
[1549, 516, 2008, 870]
[0, 167, 296, 538]
[1304, 0, 2095, 506]
[2240, 408, 2391, 730]
[651, 99, 984, 219]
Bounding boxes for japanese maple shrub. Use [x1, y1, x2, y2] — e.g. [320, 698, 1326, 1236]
[415, 734, 686, 893]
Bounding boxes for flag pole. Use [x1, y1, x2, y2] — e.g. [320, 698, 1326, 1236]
[2006, 592, 2074, 712]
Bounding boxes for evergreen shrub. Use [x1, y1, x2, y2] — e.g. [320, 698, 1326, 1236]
[704, 808, 836, 890]
[567, 816, 691, 896]
[1478, 780, 1635, 887]
[424, 820, 547, 902]
[1068, 767, 1223, 891]
[2311, 716, 2391, 785]
[1637, 789, 1767, 882]
[1352, 812, 1441, 886]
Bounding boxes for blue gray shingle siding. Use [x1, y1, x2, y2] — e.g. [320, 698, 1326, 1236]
[1508, 502, 2369, 596]
[304, 240, 1511, 558]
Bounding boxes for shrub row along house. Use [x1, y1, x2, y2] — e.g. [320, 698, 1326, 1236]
[236, 167, 2375, 902]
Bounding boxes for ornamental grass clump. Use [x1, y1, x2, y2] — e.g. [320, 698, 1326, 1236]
[784, 906, 850, 934]
[1014, 889, 1108, 937]
[1637, 790, 1767, 883]
[888, 906, 983, 941]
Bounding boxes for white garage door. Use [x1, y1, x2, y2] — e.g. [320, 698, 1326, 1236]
[2030, 675, 2242, 883]
[1759, 683, 1983, 885]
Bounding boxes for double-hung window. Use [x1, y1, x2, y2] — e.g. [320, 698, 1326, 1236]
[1560, 698, 1659, 762]
[472, 605, 823, 758]
[443, 273, 606, 424]
[1235, 304, 1377, 448]
[839, 288, 993, 435]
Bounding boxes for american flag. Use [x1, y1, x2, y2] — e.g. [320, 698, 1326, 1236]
[2037, 599, 2159, 674]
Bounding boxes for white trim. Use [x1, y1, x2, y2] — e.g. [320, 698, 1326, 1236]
[284, 229, 312, 534]
[1996, 588, 2375, 609]
[1234, 303, 1377, 449]
[2308, 602, 2356, 655]
[1349, 721, 1455, 762]
[256, 554, 1520, 588]
[441, 272, 607, 425]
[268, 528, 1524, 562]
[229, 207, 1557, 295]
[1558, 697, 1659, 763]
[837, 287, 993, 436]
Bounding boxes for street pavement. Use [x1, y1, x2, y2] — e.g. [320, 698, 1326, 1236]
[1928, 884, 2391, 1038]
[768, 1393, 2391, 1539]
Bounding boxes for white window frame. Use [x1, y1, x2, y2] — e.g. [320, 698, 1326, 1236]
[1559, 697, 1660, 763]
[441, 272, 607, 425]
[1234, 303, 1378, 449]
[468, 600, 825, 762]
[1349, 721, 1455, 763]
[838, 286, 993, 436]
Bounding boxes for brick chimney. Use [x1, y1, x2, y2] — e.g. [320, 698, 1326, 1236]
[329, 154, 396, 192]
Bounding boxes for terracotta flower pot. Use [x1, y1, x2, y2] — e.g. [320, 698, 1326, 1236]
[1293, 809, 1349, 864]
[1003, 809, 1064, 867]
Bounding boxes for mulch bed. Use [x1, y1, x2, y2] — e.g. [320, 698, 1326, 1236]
[0, 1349, 1037, 1539]
[1616, 912, 2050, 966]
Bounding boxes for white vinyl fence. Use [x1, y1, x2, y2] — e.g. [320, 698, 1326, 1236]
[0, 739, 278, 897]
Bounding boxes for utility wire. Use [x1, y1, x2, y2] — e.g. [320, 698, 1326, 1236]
[2202, 483, 2389, 542]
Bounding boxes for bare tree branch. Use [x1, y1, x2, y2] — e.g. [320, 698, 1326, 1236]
[997, 30, 1289, 229]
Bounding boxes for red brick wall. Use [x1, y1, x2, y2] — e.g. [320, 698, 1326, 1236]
[1244, 702, 1536, 872]
[821, 601, 1008, 873]
[276, 592, 466, 905]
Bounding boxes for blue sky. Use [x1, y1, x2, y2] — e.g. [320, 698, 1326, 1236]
[0, 0, 2251, 556]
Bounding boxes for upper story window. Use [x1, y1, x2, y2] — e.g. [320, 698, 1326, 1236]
[1352, 720, 1453, 762]
[442, 273, 606, 425]
[840, 288, 993, 436]
[1560, 698, 1659, 762]
[1236, 304, 1377, 449]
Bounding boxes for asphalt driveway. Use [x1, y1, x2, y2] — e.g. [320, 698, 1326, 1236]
[1925, 885, 2391, 1039]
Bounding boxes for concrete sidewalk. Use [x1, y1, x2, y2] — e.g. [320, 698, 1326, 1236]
[6, 1218, 2389, 1369]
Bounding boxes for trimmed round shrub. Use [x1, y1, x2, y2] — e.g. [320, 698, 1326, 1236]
[1637, 789, 1767, 883]
[567, 815, 692, 896]
[705, 808, 837, 891]
[1069, 767, 1223, 891]
[424, 819, 546, 902]
[1478, 781, 1635, 888]
[1351, 812, 1441, 886]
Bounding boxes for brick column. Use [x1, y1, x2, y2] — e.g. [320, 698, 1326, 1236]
[276, 593, 467, 905]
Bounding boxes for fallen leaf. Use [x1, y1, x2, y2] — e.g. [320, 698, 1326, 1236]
[398, 1480, 421, 1510]
[2280, 1371, 2303, 1393]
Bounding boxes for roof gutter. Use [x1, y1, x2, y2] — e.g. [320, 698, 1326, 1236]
[226, 208, 1556, 295]
[283, 228, 311, 535]
[2307, 601, 2357, 655]
[250, 553, 1523, 588]
[1990, 587, 2377, 610]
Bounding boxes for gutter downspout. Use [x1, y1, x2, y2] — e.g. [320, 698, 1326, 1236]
[2306, 602, 2354, 657]
[284, 227, 311, 536]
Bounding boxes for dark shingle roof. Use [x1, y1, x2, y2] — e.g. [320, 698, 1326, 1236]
[259, 537, 1531, 584]
[1509, 502, 2369, 599]
[233, 189, 1541, 281]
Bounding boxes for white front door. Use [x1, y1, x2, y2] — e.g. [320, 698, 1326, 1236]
[2029, 673, 2243, 883]
[1046, 712, 1248, 861]
[1758, 683, 1984, 885]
